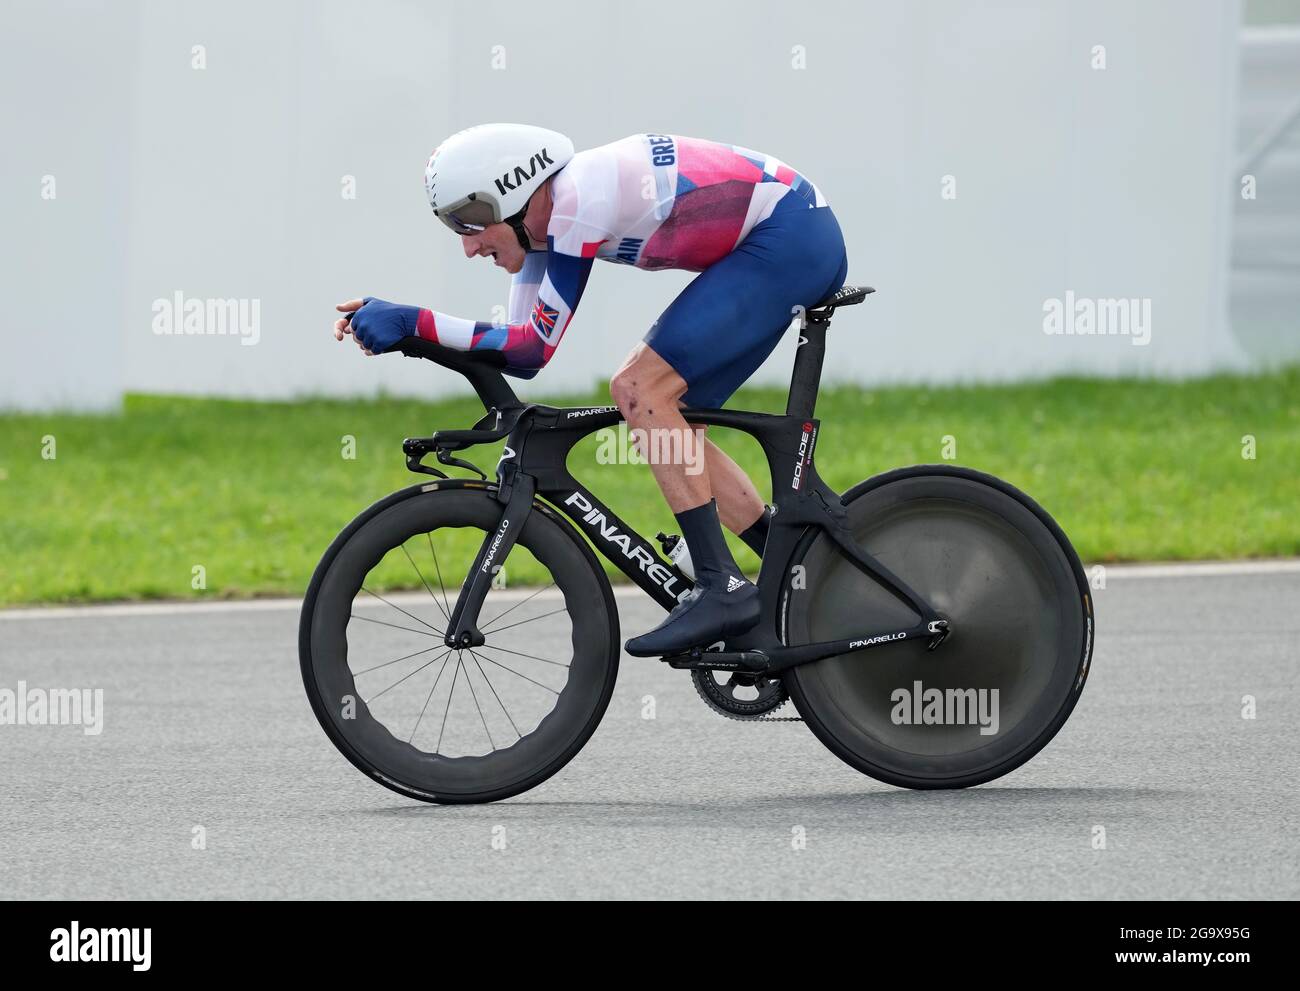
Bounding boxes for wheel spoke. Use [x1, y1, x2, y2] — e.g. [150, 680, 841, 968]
[349, 613, 443, 638]
[468, 648, 523, 740]
[361, 586, 442, 634]
[477, 653, 561, 695]
[402, 541, 449, 623]
[352, 642, 446, 677]
[478, 605, 568, 636]
[426, 532, 454, 623]
[408, 649, 455, 744]
[478, 641, 571, 669]
[364, 647, 453, 703]
[479, 581, 556, 633]
[435, 655, 463, 755]
[461, 658, 497, 751]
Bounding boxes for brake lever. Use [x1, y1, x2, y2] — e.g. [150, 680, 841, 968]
[437, 449, 487, 480]
[402, 437, 448, 478]
[405, 454, 448, 479]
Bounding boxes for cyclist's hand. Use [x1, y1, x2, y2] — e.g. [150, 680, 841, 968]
[334, 298, 421, 355]
[334, 299, 373, 355]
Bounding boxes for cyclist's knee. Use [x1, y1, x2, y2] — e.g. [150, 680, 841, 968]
[610, 359, 683, 419]
[609, 368, 636, 415]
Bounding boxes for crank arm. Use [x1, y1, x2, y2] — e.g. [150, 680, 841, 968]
[664, 649, 770, 672]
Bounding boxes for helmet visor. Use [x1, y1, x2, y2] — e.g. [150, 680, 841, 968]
[435, 196, 500, 235]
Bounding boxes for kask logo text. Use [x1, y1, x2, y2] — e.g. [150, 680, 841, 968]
[495, 147, 557, 195]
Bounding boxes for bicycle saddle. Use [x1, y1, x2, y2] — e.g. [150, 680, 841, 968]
[810, 285, 875, 314]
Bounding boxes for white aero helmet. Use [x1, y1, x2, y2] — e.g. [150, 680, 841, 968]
[424, 123, 574, 241]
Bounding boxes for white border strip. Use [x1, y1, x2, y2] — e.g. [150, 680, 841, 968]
[1, 559, 1297, 621]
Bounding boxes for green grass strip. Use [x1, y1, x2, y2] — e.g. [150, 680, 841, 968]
[1, 369, 1296, 604]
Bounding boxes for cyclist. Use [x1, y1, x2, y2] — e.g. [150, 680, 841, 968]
[335, 124, 848, 657]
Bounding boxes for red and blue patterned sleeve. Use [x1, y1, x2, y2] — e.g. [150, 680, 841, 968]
[415, 239, 602, 379]
[415, 166, 615, 378]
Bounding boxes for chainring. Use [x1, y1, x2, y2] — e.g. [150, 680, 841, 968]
[690, 668, 796, 721]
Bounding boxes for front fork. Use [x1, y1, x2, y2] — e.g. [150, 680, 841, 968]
[442, 471, 536, 649]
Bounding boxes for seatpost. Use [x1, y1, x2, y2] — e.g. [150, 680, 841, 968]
[786, 308, 829, 419]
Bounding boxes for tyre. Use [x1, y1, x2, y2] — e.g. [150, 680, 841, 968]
[300, 480, 620, 804]
[781, 465, 1093, 789]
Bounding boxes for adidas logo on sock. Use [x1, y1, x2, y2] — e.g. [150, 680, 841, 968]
[726, 575, 746, 592]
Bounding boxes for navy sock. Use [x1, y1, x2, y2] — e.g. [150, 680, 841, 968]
[738, 505, 772, 556]
[675, 499, 744, 588]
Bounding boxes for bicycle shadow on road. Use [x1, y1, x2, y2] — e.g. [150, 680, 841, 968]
[359, 785, 1196, 830]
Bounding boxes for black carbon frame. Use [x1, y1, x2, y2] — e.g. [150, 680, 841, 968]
[399, 308, 947, 672]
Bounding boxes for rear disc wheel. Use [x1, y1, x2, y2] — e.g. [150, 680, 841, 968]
[782, 467, 1093, 789]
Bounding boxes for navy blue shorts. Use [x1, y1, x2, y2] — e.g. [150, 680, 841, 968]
[644, 197, 848, 408]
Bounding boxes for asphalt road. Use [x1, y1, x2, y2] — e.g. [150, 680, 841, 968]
[1, 565, 1296, 900]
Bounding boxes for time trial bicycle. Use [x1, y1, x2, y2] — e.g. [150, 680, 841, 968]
[299, 285, 1095, 803]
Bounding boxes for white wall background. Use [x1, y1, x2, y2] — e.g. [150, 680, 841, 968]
[1231, 26, 1300, 364]
[1, 0, 139, 411]
[1, 0, 1253, 411]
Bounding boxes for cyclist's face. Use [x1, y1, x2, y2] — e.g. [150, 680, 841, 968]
[461, 223, 525, 274]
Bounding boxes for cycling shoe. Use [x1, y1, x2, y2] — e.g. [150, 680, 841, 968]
[625, 576, 760, 657]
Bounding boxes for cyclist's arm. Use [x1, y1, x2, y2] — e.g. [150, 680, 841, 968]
[414, 167, 614, 377]
[508, 250, 548, 324]
[416, 239, 599, 379]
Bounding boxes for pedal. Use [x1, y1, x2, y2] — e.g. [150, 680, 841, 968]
[663, 647, 769, 672]
[926, 619, 951, 651]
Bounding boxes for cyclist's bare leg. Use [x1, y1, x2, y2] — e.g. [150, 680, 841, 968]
[700, 436, 765, 534]
[610, 344, 763, 530]
[614, 342, 763, 655]
[609, 344, 705, 511]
